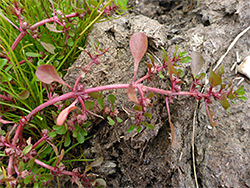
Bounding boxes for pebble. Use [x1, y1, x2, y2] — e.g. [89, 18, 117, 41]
[237, 56, 250, 79]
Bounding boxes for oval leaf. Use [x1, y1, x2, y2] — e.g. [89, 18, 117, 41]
[209, 69, 222, 88]
[130, 33, 148, 80]
[129, 33, 148, 63]
[90, 157, 103, 167]
[219, 93, 230, 111]
[36, 64, 68, 85]
[45, 23, 62, 33]
[56, 101, 77, 125]
[40, 42, 56, 54]
[23, 144, 33, 155]
[18, 89, 30, 100]
[190, 51, 204, 77]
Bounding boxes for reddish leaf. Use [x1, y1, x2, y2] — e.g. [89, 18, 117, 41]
[167, 60, 178, 79]
[215, 64, 224, 77]
[56, 101, 77, 126]
[206, 106, 218, 128]
[209, 69, 222, 88]
[129, 32, 148, 64]
[36, 64, 68, 86]
[127, 84, 139, 104]
[190, 51, 204, 76]
[169, 120, 177, 148]
[129, 33, 148, 81]
[219, 93, 230, 111]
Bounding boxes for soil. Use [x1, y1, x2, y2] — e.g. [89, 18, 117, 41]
[63, 0, 250, 187]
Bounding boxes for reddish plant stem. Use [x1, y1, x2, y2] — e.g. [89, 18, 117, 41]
[32, 136, 47, 150]
[10, 12, 79, 52]
[29, 13, 78, 30]
[0, 94, 13, 102]
[7, 155, 14, 176]
[11, 31, 27, 51]
[135, 74, 150, 84]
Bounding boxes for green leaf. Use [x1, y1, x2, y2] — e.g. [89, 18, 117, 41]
[158, 71, 165, 78]
[89, 92, 101, 99]
[161, 47, 169, 62]
[45, 23, 61, 32]
[116, 0, 128, 8]
[116, 116, 123, 123]
[23, 144, 33, 155]
[133, 105, 142, 111]
[18, 89, 30, 100]
[145, 122, 154, 129]
[136, 126, 141, 133]
[144, 113, 152, 119]
[195, 73, 206, 80]
[219, 93, 230, 111]
[80, 128, 88, 136]
[238, 96, 247, 101]
[108, 94, 116, 105]
[209, 69, 222, 87]
[69, 31, 75, 37]
[26, 52, 43, 57]
[97, 98, 104, 110]
[176, 69, 185, 78]
[84, 101, 95, 110]
[40, 42, 56, 54]
[0, 58, 8, 69]
[48, 131, 57, 138]
[180, 56, 192, 63]
[24, 175, 33, 185]
[178, 51, 188, 57]
[147, 53, 155, 66]
[77, 130, 85, 143]
[147, 92, 155, 98]
[107, 116, 115, 125]
[128, 124, 136, 132]
[67, 37, 74, 47]
[82, 121, 91, 127]
[56, 125, 67, 135]
[64, 132, 71, 147]
[235, 85, 245, 96]
[72, 130, 78, 138]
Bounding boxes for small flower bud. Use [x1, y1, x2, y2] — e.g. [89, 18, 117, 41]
[76, 114, 87, 124]
[4, 148, 15, 156]
[30, 150, 37, 157]
[21, 22, 29, 31]
[42, 129, 49, 137]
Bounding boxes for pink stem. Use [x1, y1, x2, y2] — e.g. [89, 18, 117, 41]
[135, 74, 150, 84]
[29, 13, 78, 30]
[11, 31, 27, 51]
